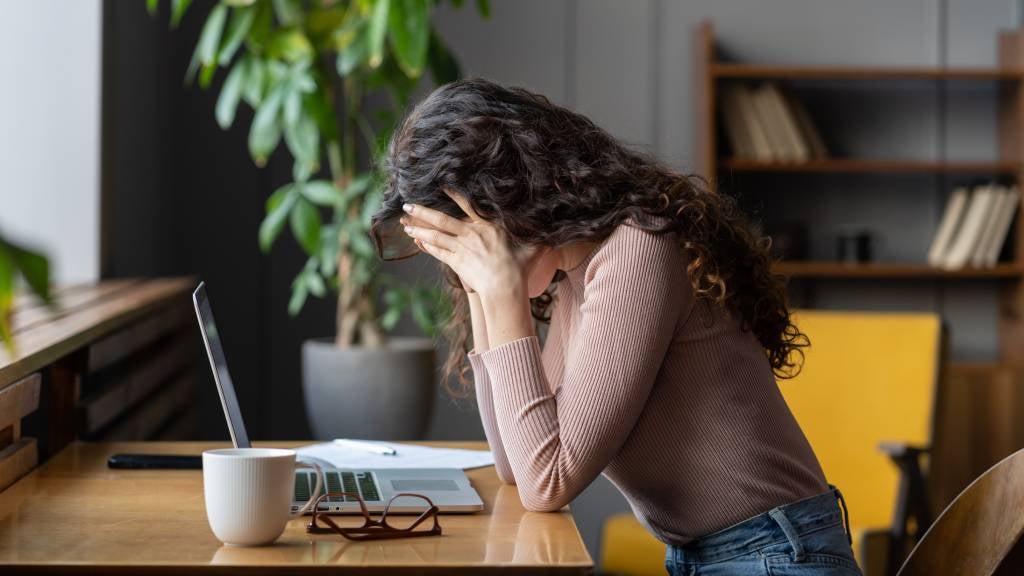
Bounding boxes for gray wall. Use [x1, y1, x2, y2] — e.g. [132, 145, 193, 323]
[428, 0, 1022, 565]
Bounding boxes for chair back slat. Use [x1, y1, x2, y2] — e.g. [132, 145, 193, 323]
[898, 447, 1024, 575]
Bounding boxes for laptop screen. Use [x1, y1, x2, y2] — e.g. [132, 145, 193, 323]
[193, 282, 251, 448]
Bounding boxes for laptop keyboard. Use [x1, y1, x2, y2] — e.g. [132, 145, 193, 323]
[294, 471, 380, 503]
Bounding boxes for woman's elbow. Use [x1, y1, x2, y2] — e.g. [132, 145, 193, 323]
[495, 461, 518, 485]
[520, 492, 571, 512]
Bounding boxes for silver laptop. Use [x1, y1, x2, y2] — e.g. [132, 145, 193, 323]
[193, 282, 484, 514]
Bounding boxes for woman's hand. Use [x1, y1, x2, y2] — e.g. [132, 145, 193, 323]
[400, 190, 535, 299]
[402, 190, 538, 348]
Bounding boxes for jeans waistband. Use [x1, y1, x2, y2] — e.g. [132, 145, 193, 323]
[670, 486, 851, 565]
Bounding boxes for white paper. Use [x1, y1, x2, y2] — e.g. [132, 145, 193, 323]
[295, 440, 495, 470]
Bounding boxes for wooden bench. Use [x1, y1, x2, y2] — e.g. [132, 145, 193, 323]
[0, 278, 200, 490]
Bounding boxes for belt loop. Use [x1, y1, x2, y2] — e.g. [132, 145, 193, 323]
[768, 507, 806, 563]
[830, 483, 853, 545]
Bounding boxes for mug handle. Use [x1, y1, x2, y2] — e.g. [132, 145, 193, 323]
[291, 456, 325, 517]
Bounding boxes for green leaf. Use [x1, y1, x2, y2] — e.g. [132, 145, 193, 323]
[218, 5, 256, 66]
[387, 0, 429, 78]
[215, 62, 245, 129]
[449, 0, 464, 7]
[196, 3, 228, 67]
[336, 35, 368, 76]
[0, 246, 13, 354]
[284, 111, 320, 169]
[409, 293, 432, 334]
[273, 0, 303, 26]
[305, 269, 327, 297]
[171, 0, 192, 28]
[283, 90, 301, 127]
[7, 242, 50, 303]
[199, 61, 218, 88]
[259, 184, 297, 252]
[427, 28, 461, 85]
[383, 288, 404, 306]
[288, 276, 308, 316]
[344, 173, 374, 199]
[290, 196, 322, 255]
[248, 82, 285, 165]
[293, 160, 312, 183]
[360, 181, 384, 225]
[366, 51, 416, 108]
[366, 0, 390, 69]
[307, 6, 346, 37]
[380, 305, 402, 330]
[349, 229, 375, 258]
[247, 0, 274, 50]
[147, 0, 160, 16]
[267, 28, 314, 63]
[302, 181, 343, 206]
[474, 0, 490, 19]
[241, 56, 265, 107]
[319, 224, 339, 277]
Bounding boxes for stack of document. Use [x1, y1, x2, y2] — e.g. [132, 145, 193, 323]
[296, 439, 495, 470]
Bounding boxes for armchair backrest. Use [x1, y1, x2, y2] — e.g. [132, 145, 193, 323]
[780, 310, 942, 531]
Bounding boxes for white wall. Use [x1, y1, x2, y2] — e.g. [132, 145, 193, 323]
[0, 0, 102, 283]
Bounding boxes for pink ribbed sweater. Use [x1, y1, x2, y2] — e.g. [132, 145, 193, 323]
[468, 223, 827, 545]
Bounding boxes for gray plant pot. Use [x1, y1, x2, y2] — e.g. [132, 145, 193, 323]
[301, 337, 436, 441]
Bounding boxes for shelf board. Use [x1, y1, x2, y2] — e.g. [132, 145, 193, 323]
[721, 158, 1020, 174]
[774, 261, 1024, 279]
[712, 63, 1024, 81]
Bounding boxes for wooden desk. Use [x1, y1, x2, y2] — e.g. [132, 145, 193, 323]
[0, 441, 594, 574]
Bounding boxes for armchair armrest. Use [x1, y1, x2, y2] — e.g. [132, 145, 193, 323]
[878, 442, 929, 460]
[877, 441, 932, 576]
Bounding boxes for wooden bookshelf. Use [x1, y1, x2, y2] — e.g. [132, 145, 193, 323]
[773, 261, 1024, 279]
[695, 20, 1024, 363]
[722, 158, 1020, 174]
[711, 63, 1024, 81]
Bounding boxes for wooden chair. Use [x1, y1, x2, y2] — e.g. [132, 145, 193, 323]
[898, 446, 1024, 575]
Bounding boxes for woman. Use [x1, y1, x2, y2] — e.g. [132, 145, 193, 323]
[370, 78, 861, 576]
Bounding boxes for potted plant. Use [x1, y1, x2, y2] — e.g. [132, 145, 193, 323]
[152, 0, 488, 439]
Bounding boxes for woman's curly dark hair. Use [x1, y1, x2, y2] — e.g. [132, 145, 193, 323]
[373, 78, 807, 396]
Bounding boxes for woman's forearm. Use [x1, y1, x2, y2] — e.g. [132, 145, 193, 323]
[468, 292, 490, 353]
[480, 287, 535, 348]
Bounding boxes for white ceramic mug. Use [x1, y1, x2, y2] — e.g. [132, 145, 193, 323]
[202, 448, 323, 546]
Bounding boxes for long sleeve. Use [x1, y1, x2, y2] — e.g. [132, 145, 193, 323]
[469, 350, 517, 484]
[479, 226, 684, 511]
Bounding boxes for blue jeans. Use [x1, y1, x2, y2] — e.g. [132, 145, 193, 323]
[665, 486, 863, 575]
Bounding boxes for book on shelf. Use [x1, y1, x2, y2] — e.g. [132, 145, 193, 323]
[727, 84, 775, 161]
[783, 88, 828, 159]
[971, 189, 1009, 267]
[929, 184, 1018, 269]
[720, 85, 755, 159]
[720, 81, 827, 162]
[980, 187, 1018, 266]
[927, 187, 969, 266]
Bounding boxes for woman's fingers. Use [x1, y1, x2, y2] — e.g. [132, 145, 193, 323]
[416, 238, 455, 266]
[444, 188, 483, 221]
[403, 224, 460, 251]
[402, 202, 466, 235]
